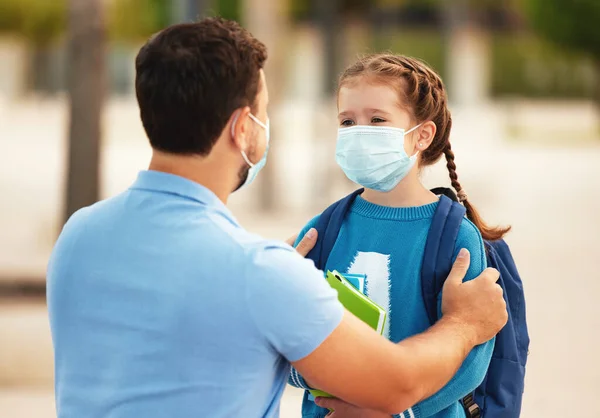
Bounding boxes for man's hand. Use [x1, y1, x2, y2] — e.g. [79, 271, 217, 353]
[441, 248, 508, 346]
[315, 397, 390, 418]
[285, 228, 318, 257]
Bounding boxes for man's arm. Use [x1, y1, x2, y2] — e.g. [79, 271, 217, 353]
[292, 249, 507, 415]
[285, 225, 320, 391]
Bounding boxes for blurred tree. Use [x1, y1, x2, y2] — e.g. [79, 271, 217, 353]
[0, 0, 67, 91]
[64, 0, 106, 223]
[523, 0, 600, 107]
[0, 0, 21, 33]
[170, 0, 215, 24]
[0, 0, 66, 43]
[108, 0, 219, 42]
[108, 0, 171, 42]
[20, 0, 66, 45]
[242, 0, 289, 211]
[215, 0, 240, 21]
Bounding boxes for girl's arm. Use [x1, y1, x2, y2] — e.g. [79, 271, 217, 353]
[396, 220, 494, 418]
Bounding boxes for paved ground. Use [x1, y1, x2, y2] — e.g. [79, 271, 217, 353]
[1, 98, 600, 417]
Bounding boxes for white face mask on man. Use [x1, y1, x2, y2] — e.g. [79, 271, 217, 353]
[335, 124, 421, 192]
[231, 112, 270, 190]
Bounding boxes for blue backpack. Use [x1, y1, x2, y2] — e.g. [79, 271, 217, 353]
[306, 188, 529, 418]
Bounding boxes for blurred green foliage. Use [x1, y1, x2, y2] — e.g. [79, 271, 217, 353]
[490, 34, 597, 99]
[0, 0, 249, 44]
[372, 29, 446, 79]
[108, 0, 171, 42]
[216, 0, 240, 21]
[523, 0, 600, 61]
[0, 0, 66, 45]
[372, 28, 596, 100]
[0, 0, 597, 99]
[522, 0, 600, 104]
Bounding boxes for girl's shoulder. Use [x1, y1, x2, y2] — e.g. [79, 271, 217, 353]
[457, 216, 484, 242]
[455, 216, 486, 261]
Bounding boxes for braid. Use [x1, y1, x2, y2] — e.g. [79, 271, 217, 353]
[443, 142, 510, 239]
[443, 144, 462, 194]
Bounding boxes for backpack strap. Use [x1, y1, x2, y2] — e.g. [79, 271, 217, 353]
[306, 189, 364, 271]
[423, 194, 485, 418]
[421, 194, 467, 325]
[430, 187, 459, 202]
[461, 393, 482, 418]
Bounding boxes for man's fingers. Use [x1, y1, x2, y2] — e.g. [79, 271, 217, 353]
[479, 267, 501, 284]
[294, 228, 318, 257]
[284, 228, 318, 257]
[315, 396, 340, 410]
[284, 233, 298, 247]
[444, 248, 471, 287]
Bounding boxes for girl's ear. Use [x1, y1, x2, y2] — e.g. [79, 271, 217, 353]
[415, 121, 436, 152]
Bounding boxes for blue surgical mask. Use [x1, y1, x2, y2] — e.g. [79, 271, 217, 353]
[232, 112, 270, 189]
[335, 124, 421, 192]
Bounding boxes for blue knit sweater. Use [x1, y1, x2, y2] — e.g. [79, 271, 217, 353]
[288, 196, 494, 418]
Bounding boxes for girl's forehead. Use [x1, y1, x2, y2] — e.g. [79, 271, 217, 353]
[338, 80, 406, 112]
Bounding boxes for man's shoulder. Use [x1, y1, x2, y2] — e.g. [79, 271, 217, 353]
[48, 196, 127, 276]
[65, 193, 127, 223]
[58, 197, 116, 238]
[206, 212, 295, 257]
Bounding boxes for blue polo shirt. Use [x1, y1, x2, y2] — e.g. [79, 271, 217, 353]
[47, 170, 344, 418]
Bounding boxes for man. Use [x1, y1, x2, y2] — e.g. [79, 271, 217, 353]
[47, 18, 507, 418]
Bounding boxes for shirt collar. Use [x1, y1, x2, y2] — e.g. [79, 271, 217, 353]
[130, 170, 238, 224]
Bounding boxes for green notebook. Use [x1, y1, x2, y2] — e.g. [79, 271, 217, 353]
[308, 270, 387, 401]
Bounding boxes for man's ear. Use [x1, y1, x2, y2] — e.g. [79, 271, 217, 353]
[415, 121, 437, 152]
[229, 106, 253, 150]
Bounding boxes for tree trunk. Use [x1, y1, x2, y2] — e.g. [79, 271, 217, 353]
[317, 0, 340, 96]
[242, 0, 288, 211]
[64, 0, 106, 223]
[595, 59, 600, 118]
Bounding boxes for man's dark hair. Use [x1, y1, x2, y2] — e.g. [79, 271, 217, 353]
[135, 17, 267, 155]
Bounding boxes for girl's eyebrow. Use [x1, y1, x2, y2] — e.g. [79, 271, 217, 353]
[338, 108, 392, 118]
[364, 108, 392, 116]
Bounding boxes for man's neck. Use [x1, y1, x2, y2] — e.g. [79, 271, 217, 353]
[148, 150, 233, 204]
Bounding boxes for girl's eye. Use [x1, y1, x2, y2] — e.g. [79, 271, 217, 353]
[341, 119, 355, 127]
[371, 117, 386, 123]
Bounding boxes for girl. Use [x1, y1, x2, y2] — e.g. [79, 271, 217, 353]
[288, 54, 510, 418]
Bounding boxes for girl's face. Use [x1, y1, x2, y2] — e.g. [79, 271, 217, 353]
[337, 79, 418, 156]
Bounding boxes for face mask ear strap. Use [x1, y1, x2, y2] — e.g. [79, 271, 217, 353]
[248, 113, 268, 130]
[406, 122, 424, 158]
[241, 150, 254, 167]
[405, 122, 423, 135]
[230, 111, 241, 139]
